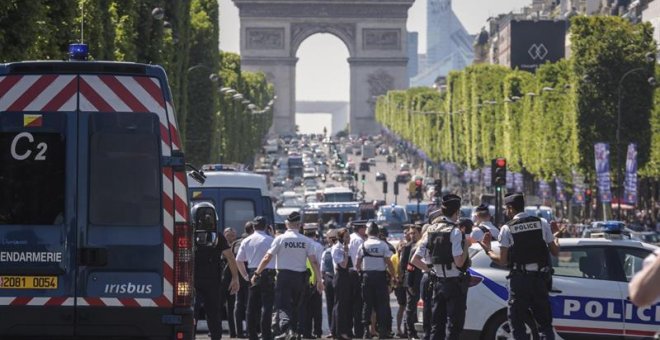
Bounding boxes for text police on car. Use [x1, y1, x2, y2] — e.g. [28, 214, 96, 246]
[481, 192, 561, 340]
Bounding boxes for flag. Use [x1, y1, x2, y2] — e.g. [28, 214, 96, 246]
[624, 143, 638, 205]
[594, 143, 612, 202]
[555, 177, 566, 202]
[572, 170, 585, 205]
[23, 114, 43, 127]
[192, 191, 202, 199]
[483, 166, 492, 187]
[513, 173, 524, 193]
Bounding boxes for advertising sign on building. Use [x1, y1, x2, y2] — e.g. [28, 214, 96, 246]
[499, 20, 567, 73]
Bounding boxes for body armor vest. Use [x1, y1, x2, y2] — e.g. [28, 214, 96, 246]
[426, 220, 469, 272]
[508, 215, 549, 269]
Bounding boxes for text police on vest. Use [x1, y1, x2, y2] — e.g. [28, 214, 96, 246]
[511, 222, 542, 233]
[284, 241, 307, 249]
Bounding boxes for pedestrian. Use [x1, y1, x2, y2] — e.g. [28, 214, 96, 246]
[229, 225, 250, 338]
[481, 192, 560, 340]
[192, 202, 240, 340]
[332, 228, 353, 340]
[221, 227, 240, 338]
[235, 216, 275, 340]
[348, 221, 368, 338]
[403, 224, 422, 340]
[410, 194, 471, 340]
[410, 215, 437, 340]
[252, 211, 324, 340]
[321, 229, 338, 338]
[470, 203, 499, 242]
[378, 226, 396, 338]
[391, 239, 407, 338]
[300, 223, 324, 339]
[355, 221, 396, 339]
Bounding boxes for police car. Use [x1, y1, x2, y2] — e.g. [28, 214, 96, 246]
[417, 238, 660, 339]
[0, 44, 195, 339]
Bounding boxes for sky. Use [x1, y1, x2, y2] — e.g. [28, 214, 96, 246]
[219, 0, 531, 101]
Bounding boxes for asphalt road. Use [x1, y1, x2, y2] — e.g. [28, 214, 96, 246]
[194, 293, 402, 339]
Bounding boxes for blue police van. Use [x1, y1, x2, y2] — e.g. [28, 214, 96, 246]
[188, 170, 274, 236]
[0, 45, 195, 339]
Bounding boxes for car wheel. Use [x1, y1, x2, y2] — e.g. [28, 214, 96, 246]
[482, 310, 539, 340]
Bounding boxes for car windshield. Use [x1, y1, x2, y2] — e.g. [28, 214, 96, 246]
[282, 196, 304, 207]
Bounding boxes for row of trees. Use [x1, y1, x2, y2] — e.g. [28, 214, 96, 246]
[0, 0, 273, 166]
[376, 16, 659, 189]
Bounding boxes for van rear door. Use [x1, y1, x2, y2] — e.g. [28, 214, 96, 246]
[0, 74, 78, 336]
[216, 189, 263, 235]
[74, 74, 177, 337]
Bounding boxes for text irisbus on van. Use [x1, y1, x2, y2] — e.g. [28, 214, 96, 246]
[0, 44, 195, 340]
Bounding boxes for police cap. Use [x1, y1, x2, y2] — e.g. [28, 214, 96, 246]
[379, 226, 389, 238]
[504, 192, 525, 207]
[441, 194, 461, 212]
[303, 223, 319, 231]
[287, 211, 301, 223]
[457, 218, 474, 229]
[475, 203, 490, 214]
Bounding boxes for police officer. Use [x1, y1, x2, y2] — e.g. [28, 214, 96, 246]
[299, 223, 324, 338]
[356, 221, 396, 339]
[470, 203, 499, 242]
[410, 213, 439, 340]
[481, 192, 560, 340]
[191, 202, 240, 340]
[252, 211, 324, 340]
[236, 216, 275, 340]
[348, 222, 367, 338]
[332, 228, 354, 340]
[410, 194, 471, 340]
[321, 229, 338, 337]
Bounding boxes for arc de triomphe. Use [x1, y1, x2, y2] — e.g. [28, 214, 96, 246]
[232, 0, 414, 135]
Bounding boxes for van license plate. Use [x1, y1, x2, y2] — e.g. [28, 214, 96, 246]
[0, 276, 58, 289]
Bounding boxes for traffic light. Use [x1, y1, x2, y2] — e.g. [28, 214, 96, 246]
[354, 173, 358, 182]
[585, 188, 592, 203]
[393, 182, 399, 195]
[415, 178, 423, 200]
[361, 174, 366, 184]
[491, 158, 507, 187]
[433, 179, 442, 198]
[383, 180, 388, 194]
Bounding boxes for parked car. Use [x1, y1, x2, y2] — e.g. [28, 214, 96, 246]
[375, 172, 386, 181]
[417, 238, 659, 339]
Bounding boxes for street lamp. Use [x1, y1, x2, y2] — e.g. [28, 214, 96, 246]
[615, 53, 656, 218]
[186, 64, 219, 83]
[232, 93, 244, 101]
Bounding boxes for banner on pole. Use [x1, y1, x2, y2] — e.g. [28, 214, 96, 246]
[572, 170, 585, 205]
[513, 173, 524, 193]
[555, 177, 566, 202]
[624, 143, 638, 205]
[594, 143, 612, 202]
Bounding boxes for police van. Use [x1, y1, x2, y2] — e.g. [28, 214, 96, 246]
[188, 170, 274, 236]
[0, 44, 195, 339]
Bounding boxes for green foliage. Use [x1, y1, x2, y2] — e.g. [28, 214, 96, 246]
[0, 0, 275, 167]
[376, 17, 657, 185]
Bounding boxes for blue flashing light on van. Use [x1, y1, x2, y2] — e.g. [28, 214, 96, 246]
[0, 56, 194, 339]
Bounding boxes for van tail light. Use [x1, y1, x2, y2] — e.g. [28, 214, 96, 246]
[468, 276, 483, 287]
[174, 223, 194, 307]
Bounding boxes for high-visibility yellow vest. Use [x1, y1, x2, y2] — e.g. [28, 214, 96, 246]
[306, 259, 315, 285]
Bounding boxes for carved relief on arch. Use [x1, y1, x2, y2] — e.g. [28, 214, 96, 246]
[290, 22, 356, 56]
[367, 69, 394, 109]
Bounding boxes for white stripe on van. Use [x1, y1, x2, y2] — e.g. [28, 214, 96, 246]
[23, 75, 75, 111]
[79, 92, 97, 112]
[117, 77, 166, 117]
[0, 76, 39, 111]
[81, 75, 131, 112]
[26, 297, 51, 306]
[60, 93, 77, 112]
[136, 298, 157, 307]
[100, 297, 121, 306]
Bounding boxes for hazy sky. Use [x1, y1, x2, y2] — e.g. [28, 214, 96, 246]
[219, 0, 531, 101]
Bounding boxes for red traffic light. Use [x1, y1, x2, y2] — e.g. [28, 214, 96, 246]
[496, 158, 506, 168]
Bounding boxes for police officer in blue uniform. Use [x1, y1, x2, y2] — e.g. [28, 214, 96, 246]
[252, 211, 324, 340]
[191, 202, 240, 340]
[321, 229, 338, 337]
[481, 192, 560, 340]
[332, 228, 354, 340]
[410, 194, 471, 340]
[236, 216, 275, 340]
[356, 221, 396, 339]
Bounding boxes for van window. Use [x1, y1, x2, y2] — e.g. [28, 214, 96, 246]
[0, 126, 66, 225]
[223, 200, 255, 232]
[88, 113, 161, 226]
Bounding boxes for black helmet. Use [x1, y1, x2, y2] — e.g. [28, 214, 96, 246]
[457, 218, 474, 234]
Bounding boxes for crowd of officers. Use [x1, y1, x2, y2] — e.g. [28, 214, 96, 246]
[194, 191, 562, 340]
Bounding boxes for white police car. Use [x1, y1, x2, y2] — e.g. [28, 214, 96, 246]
[417, 238, 659, 339]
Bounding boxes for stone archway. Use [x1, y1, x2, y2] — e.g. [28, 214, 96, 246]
[233, 0, 414, 135]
